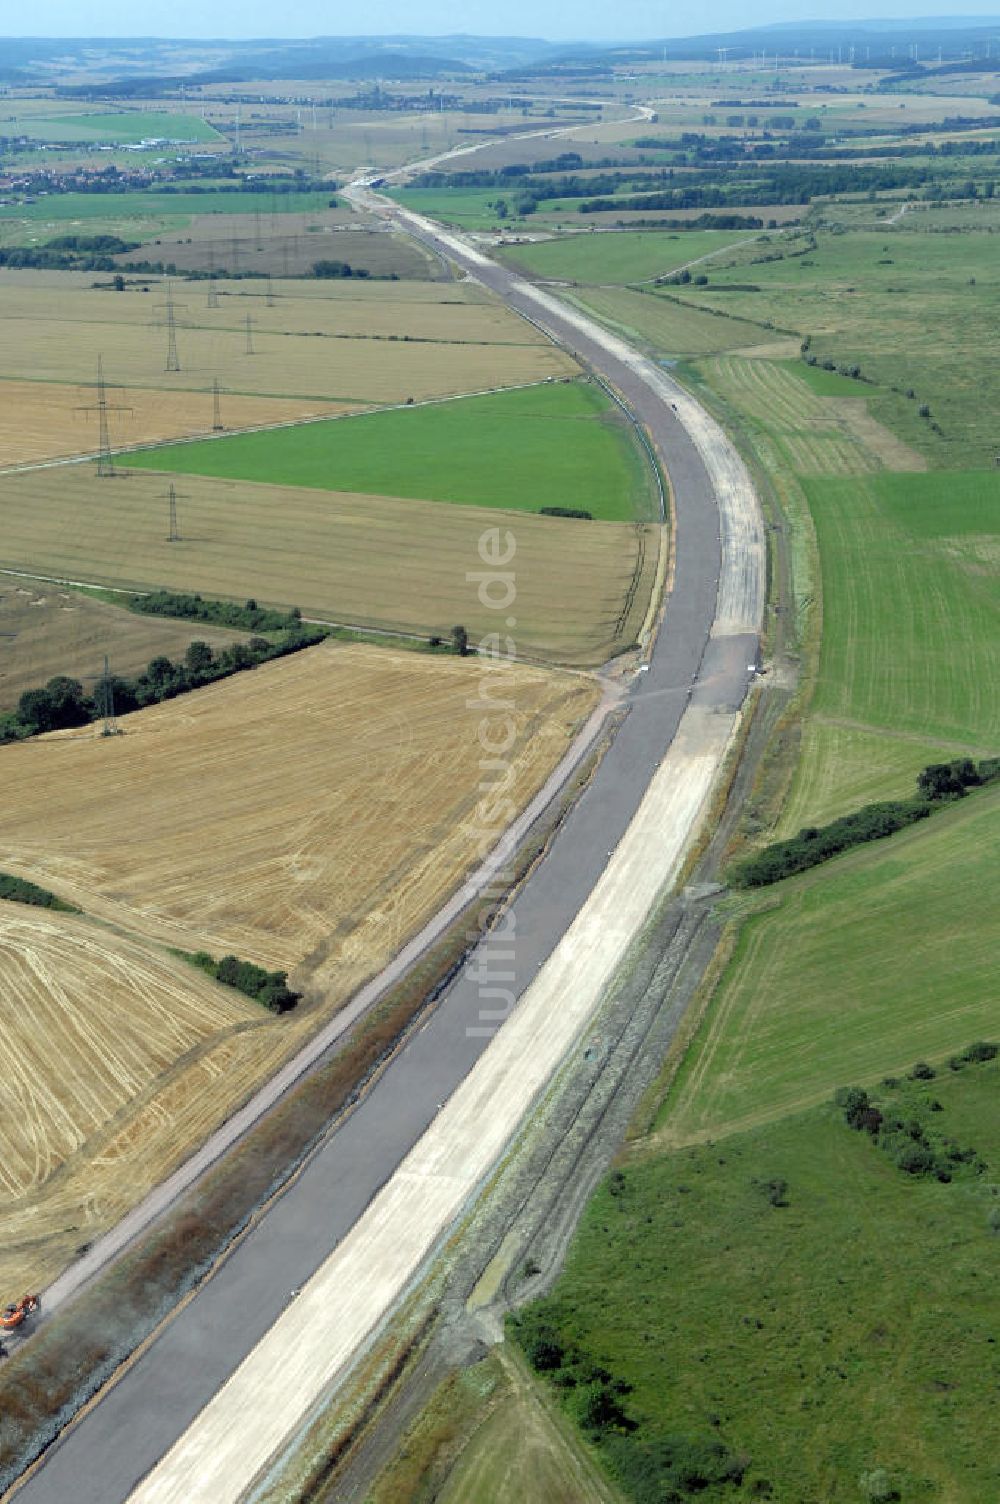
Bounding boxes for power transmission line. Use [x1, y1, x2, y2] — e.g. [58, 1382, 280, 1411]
[76, 355, 132, 477]
[154, 282, 186, 372]
[97, 655, 120, 737]
[166, 483, 181, 542]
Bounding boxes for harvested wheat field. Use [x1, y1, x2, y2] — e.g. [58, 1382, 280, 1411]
[0, 581, 247, 712]
[0, 467, 656, 664]
[117, 218, 444, 279]
[1, 640, 599, 978]
[0, 277, 577, 405]
[0, 641, 597, 1289]
[0, 906, 263, 1292]
[0, 379, 361, 469]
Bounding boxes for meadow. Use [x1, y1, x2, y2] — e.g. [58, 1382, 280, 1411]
[126, 380, 659, 522]
[674, 352, 995, 824]
[567, 287, 768, 358]
[0, 188, 332, 227]
[666, 225, 1000, 468]
[804, 469, 998, 746]
[0, 642, 598, 1291]
[522, 1060, 1000, 1504]
[775, 467, 999, 827]
[661, 784, 1000, 1145]
[15, 111, 225, 144]
[0, 469, 655, 664]
[369, 1350, 612, 1504]
[499, 229, 756, 285]
[390, 186, 535, 230]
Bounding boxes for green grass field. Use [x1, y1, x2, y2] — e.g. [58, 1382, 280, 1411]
[805, 469, 999, 747]
[520, 1058, 1000, 1504]
[664, 784, 1000, 1143]
[126, 380, 659, 522]
[390, 186, 532, 229]
[0, 189, 332, 228]
[667, 225, 1000, 468]
[18, 112, 224, 144]
[369, 1349, 613, 1504]
[567, 288, 767, 358]
[499, 230, 754, 286]
[679, 355, 997, 823]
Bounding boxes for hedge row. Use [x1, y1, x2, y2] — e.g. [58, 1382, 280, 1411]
[186, 951, 300, 1014]
[729, 757, 999, 888]
[2, 626, 324, 743]
[0, 873, 80, 913]
[129, 591, 302, 633]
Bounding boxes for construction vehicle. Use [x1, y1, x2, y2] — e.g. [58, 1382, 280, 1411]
[1, 1293, 40, 1331]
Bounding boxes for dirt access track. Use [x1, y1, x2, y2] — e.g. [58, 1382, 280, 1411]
[15, 195, 765, 1504]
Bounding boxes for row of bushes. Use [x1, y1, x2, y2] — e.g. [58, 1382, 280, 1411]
[311, 259, 371, 279]
[0, 235, 140, 271]
[0, 873, 79, 913]
[836, 1046, 996, 1181]
[619, 214, 771, 231]
[2, 627, 324, 742]
[729, 758, 999, 888]
[539, 505, 592, 520]
[129, 590, 302, 633]
[186, 951, 300, 1014]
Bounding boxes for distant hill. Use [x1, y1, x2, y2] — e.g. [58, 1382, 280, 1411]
[4, 20, 1000, 85]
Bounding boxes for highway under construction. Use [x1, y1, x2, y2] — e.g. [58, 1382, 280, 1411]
[13, 191, 764, 1504]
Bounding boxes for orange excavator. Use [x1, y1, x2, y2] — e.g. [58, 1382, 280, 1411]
[1, 1293, 40, 1331]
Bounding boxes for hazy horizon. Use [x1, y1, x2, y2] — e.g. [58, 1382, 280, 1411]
[7, 3, 1000, 44]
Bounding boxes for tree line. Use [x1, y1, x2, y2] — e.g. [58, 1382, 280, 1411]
[130, 590, 303, 632]
[729, 757, 999, 888]
[1, 624, 325, 743]
[0, 233, 139, 271]
[186, 950, 300, 1014]
[0, 873, 80, 913]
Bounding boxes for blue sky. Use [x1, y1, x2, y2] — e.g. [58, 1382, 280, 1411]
[9, 1, 1000, 41]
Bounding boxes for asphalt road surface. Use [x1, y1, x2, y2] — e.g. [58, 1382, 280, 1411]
[16, 208, 763, 1504]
